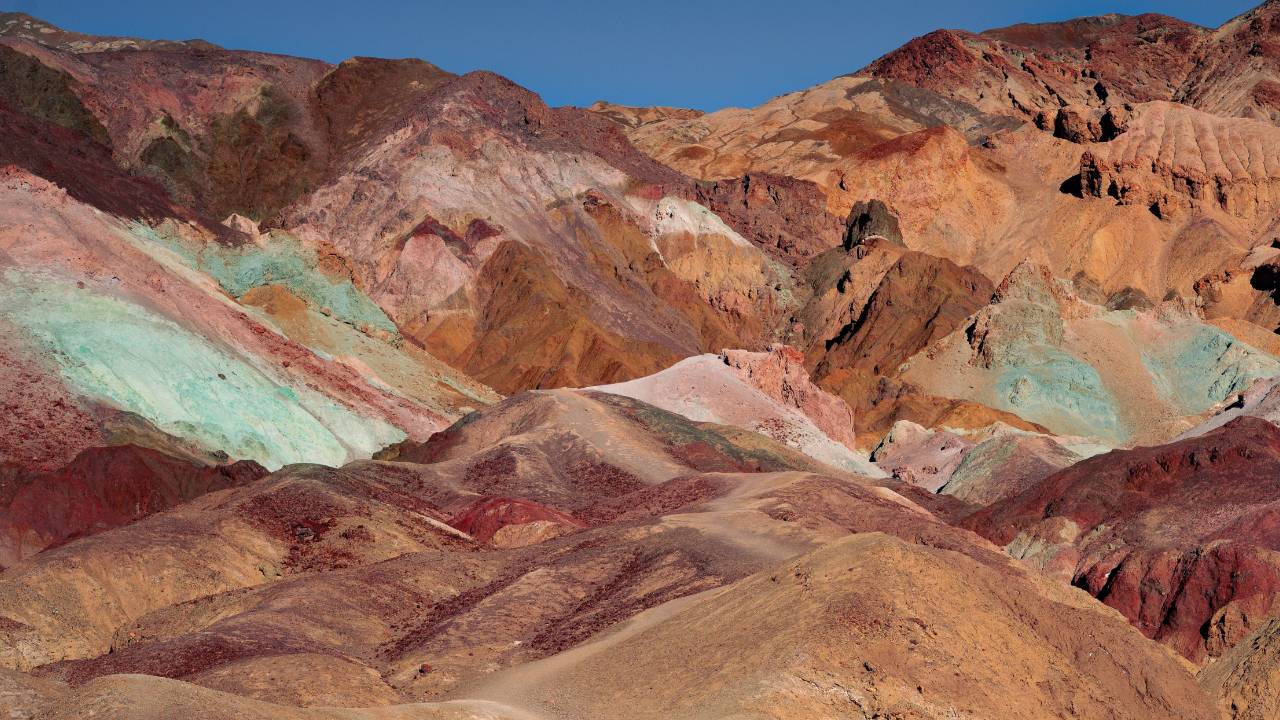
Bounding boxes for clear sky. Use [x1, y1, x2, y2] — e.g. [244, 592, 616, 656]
[3, 0, 1264, 110]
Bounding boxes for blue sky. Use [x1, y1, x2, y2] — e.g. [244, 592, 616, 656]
[3, 1, 1263, 110]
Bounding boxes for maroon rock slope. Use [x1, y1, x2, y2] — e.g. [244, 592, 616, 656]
[0, 445, 266, 568]
[964, 416, 1280, 662]
[446, 497, 588, 545]
[862, 11, 1267, 122]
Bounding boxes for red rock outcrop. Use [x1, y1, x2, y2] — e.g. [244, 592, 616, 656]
[965, 416, 1280, 662]
[864, 14, 1210, 121]
[446, 497, 587, 544]
[864, 16, 1205, 120]
[0, 445, 266, 567]
[311, 56, 456, 164]
[691, 172, 844, 264]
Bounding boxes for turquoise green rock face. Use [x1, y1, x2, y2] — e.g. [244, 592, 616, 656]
[1142, 326, 1280, 416]
[129, 224, 397, 335]
[994, 347, 1125, 442]
[984, 319, 1280, 444]
[1, 269, 404, 470]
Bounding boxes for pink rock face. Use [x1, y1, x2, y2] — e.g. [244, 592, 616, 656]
[870, 421, 974, 492]
[721, 345, 858, 452]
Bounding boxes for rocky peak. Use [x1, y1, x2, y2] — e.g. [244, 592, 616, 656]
[842, 199, 903, 250]
[992, 260, 1074, 309]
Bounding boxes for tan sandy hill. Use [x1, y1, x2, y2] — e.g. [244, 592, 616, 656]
[0, 382, 1224, 720]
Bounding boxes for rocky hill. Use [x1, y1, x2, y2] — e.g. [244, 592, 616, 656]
[9, 5, 1280, 718]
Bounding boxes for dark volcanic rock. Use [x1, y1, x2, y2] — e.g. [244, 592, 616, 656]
[843, 199, 904, 249]
[0, 44, 108, 144]
[1038, 104, 1131, 143]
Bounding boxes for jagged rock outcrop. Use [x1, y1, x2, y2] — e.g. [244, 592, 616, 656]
[1037, 104, 1131, 143]
[818, 250, 994, 378]
[787, 231, 1032, 444]
[862, 8, 1280, 127]
[842, 199, 904, 249]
